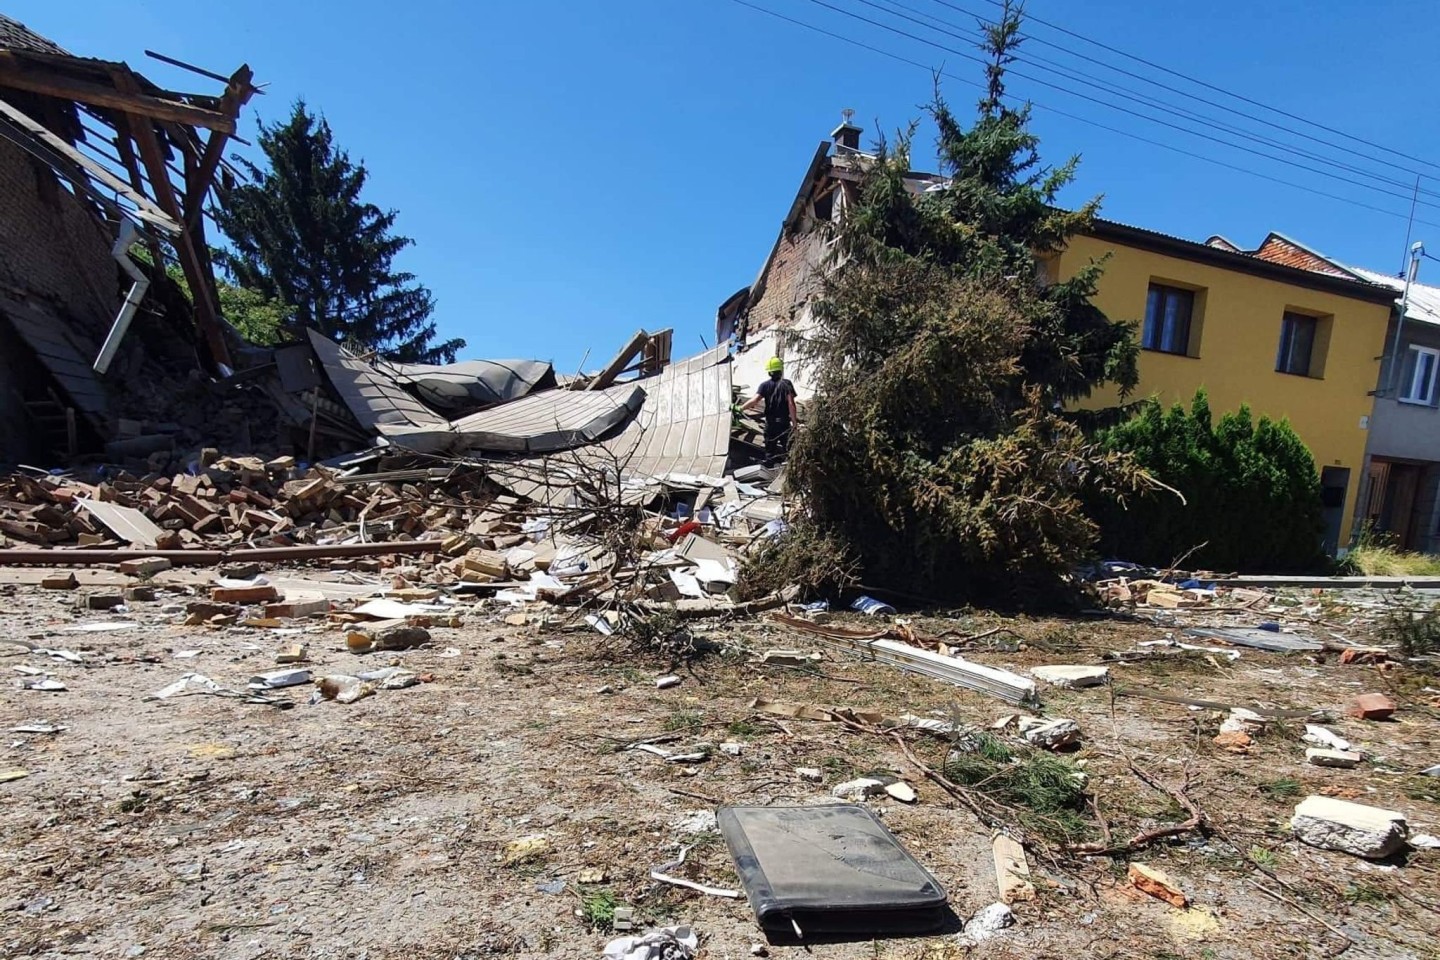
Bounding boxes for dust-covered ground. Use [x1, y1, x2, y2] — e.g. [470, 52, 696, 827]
[3, 568, 1439, 960]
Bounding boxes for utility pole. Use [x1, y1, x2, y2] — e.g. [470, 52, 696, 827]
[1385, 241, 1425, 397]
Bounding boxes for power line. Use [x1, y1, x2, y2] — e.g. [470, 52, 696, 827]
[968, 0, 1440, 176]
[805, 0, 1440, 211]
[718, 0, 1440, 231]
[869, 0, 1439, 199]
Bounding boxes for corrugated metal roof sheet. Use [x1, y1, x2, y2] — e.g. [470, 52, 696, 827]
[442, 382, 644, 454]
[1346, 265, 1440, 327]
[308, 329, 446, 432]
[382, 358, 554, 412]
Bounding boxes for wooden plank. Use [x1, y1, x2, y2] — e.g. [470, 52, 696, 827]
[0, 52, 236, 133]
[586, 330, 650, 391]
[0, 96, 178, 232]
[992, 834, 1035, 903]
[124, 104, 231, 368]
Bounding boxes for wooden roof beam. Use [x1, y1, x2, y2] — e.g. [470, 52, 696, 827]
[0, 52, 236, 133]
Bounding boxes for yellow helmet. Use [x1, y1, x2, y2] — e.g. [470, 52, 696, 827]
[766, 357, 784, 374]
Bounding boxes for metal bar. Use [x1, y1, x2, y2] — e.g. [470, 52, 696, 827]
[0, 539, 445, 567]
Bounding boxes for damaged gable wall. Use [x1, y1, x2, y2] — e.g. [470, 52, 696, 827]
[0, 134, 120, 462]
[0, 136, 118, 330]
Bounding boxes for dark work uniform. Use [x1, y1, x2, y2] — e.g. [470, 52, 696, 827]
[756, 375, 795, 465]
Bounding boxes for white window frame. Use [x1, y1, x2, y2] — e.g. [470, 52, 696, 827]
[1400, 345, 1440, 406]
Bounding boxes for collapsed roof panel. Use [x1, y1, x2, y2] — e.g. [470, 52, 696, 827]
[383, 358, 555, 413]
[382, 382, 645, 455]
[486, 344, 734, 504]
[307, 329, 448, 432]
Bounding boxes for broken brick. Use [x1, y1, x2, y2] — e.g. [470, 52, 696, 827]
[1346, 694, 1396, 721]
[1128, 863, 1187, 908]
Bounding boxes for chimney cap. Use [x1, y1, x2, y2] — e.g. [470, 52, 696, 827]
[831, 108, 862, 150]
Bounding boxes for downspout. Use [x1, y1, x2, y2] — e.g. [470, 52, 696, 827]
[93, 218, 150, 374]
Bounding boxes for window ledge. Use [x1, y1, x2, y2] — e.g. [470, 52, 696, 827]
[1142, 347, 1199, 359]
[1274, 369, 1322, 380]
[1397, 397, 1437, 407]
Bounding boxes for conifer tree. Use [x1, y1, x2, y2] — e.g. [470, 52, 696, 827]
[789, 1, 1152, 602]
[216, 102, 463, 363]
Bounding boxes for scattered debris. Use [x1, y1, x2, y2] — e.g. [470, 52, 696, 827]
[832, 778, 887, 800]
[275, 644, 309, 664]
[1347, 693, 1397, 721]
[346, 624, 431, 654]
[1303, 725, 1352, 751]
[502, 834, 550, 865]
[850, 595, 897, 616]
[796, 767, 822, 783]
[1213, 731, 1252, 754]
[650, 845, 740, 899]
[991, 833, 1034, 903]
[16, 676, 66, 692]
[719, 804, 948, 940]
[771, 613, 1038, 705]
[884, 781, 917, 803]
[1306, 748, 1362, 769]
[959, 903, 1015, 944]
[1031, 664, 1109, 688]
[248, 669, 312, 690]
[655, 675, 682, 689]
[40, 573, 78, 590]
[1183, 627, 1322, 653]
[1219, 707, 1269, 736]
[0, 770, 30, 783]
[1128, 863, 1188, 908]
[1019, 717, 1081, 750]
[602, 926, 697, 960]
[1291, 795, 1408, 859]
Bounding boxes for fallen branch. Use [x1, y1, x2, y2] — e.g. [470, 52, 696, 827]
[1068, 760, 1203, 856]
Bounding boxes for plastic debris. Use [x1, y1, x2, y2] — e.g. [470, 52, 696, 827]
[602, 925, 698, 960]
[850, 595, 897, 616]
[248, 668, 312, 690]
[16, 676, 66, 692]
[1302, 725, 1351, 751]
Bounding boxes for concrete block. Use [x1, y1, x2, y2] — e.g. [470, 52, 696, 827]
[1291, 795, 1407, 859]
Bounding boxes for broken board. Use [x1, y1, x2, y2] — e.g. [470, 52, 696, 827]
[1184, 627, 1323, 653]
[76, 499, 164, 548]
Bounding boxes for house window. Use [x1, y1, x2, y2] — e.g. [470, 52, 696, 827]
[1400, 345, 1440, 405]
[1276, 312, 1318, 377]
[1143, 284, 1194, 355]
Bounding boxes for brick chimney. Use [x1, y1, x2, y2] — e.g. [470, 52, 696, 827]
[831, 108, 862, 153]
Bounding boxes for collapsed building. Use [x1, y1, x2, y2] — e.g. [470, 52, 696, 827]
[0, 14, 256, 464]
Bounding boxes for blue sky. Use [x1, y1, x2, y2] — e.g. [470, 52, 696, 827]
[11, 1, 1440, 368]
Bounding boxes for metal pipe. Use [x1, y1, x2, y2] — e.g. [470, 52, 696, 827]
[93, 219, 151, 374]
[0, 540, 444, 567]
[1383, 241, 1425, 397]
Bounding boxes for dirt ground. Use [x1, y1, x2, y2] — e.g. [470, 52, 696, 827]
[3, 569, 1440, 960]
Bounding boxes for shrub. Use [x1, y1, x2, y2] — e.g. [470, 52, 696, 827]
[1093, 390, 1326, 572]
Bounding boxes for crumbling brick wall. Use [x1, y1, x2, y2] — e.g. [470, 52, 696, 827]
[745, 228, 827, 337]
[0, 137, 119, 334]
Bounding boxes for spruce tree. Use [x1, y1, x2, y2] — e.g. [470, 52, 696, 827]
[215, 101, 464, 363]
[789, 1, 1154, 603]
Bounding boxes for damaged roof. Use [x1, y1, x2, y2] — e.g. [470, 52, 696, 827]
[0, 14, 68, 56]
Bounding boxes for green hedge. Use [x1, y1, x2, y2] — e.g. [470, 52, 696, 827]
[1092, 390, 1326, 573]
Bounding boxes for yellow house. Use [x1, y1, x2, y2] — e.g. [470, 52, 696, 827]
[1052, 222, 1397, 552]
